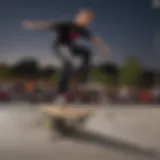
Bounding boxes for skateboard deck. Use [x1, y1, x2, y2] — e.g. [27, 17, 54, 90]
[40, 106, 93, 136]
[41, 106, 92, 119]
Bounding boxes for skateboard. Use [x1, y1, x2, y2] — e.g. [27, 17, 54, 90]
[40, 106, 93, 137]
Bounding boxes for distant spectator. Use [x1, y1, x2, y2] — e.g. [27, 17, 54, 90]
[117, 85, 131, 103]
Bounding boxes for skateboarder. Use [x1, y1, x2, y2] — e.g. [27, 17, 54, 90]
[22, 9, 110, 104]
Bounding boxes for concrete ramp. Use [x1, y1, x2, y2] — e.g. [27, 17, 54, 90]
[39, 104, 160, 151]
[86, 108, 160, 151]
[0, 103, 159, 160]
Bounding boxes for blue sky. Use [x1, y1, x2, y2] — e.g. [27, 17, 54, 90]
[0, 0, 160, 68]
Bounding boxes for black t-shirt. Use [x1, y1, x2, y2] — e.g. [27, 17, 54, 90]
[50, 21, 93, 46]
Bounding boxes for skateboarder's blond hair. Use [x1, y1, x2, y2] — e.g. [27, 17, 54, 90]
[78, 9, 94, 18]
[74, 9, 95, 26]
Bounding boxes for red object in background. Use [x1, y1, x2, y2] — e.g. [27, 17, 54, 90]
[138, 90, 153, 104]
[0, 91, 9, 100]
[65, 92, 75, 102]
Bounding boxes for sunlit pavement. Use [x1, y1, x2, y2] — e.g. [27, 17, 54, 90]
[0, 103, 159, 160]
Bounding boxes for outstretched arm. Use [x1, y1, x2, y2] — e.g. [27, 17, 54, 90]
[82, 30, 110, 55]
[91, 36, 110, 55]
[21, 20, 56, 31]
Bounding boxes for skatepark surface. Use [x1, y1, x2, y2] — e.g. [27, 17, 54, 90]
[0, 103, 160, 160]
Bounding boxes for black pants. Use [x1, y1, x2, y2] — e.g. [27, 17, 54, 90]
[54, 44, 91, 94]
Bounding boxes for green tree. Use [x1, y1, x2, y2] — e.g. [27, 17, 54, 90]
[0, 64, 11, 80]
[41, 65, 55, 79]
[89, 68, 114, 84]
[99, 62, 119, 84]
[89, 68, 106, 83]
[49, 71, 60, 84]
[11, 58, 40, 77]
[119, 57, 143, 86]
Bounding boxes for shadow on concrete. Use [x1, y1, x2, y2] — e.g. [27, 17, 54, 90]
[63, 128, 158, 159]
